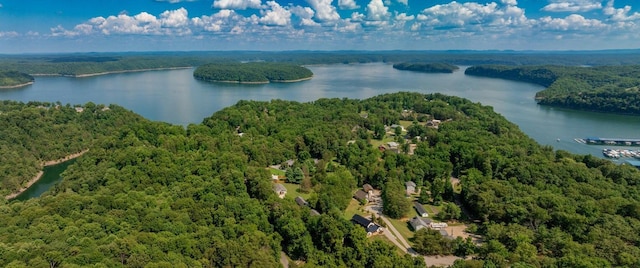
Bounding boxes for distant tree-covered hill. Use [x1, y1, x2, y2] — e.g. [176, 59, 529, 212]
[0, 71, 34, 87]
[465, 65, 640, 115]
[193, 62, 313, 83]
[392, 62, 459, 73]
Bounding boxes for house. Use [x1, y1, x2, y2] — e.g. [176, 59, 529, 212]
[409, 216, 429, 231]
[284, 159, 295, 168]
[414, 202, 429, 217]
[273, 184, 287, 199]
[363, 184, 374, 196]
[353, 190, 369, 204]
[351, 215, 381, 236]
[74, 107, 84, 113]
[271, 174, 279, 181]
[295, 196, 309, 207]
[405, 181, 416, 195]
[387, 141, 399, 150]
[427, 119, 441, 128]
[310, 209, 321, 216]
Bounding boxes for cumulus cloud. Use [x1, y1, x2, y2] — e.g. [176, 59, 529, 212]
[192, 9, 242, 32]
[396, 0, 408, 5]
[538, 14, 605, 31]
[259, 1, 291, 26]
[366, 0, 390, 21]
[307, 0, 341, 21]
[395, 12, 414, 21]
[541, 0, 602, 12]
[419, 1, 529, 29]
[501, 0, 517, 5]
[338, 0, 359, 10]
[290, 5, 319, 26]
[53, 8, 193, 36]
[603, 0, 640, 21]
[212, 0, 262, 10]
[350, 12, 365, 22]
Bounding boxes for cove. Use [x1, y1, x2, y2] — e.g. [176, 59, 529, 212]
[12, 159, 76, 200]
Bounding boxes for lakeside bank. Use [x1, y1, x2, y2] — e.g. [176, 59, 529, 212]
[5, 149, 89, 200]
[0, 81, 34, 89]
[31, 66, 193, 78]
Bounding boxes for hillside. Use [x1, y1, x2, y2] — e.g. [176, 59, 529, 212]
[465, 65, 640, 115]
[0, 92, 639, 267]
[0, 71, 34, 88]
[193, 62, 313, 83]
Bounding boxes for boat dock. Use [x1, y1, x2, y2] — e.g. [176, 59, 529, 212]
[579, 137, 640, 146]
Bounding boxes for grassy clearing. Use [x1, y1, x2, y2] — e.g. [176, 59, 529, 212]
[269, 167, 285, 176]
[282, 183, 312, 200]
[387, 217, 415, 246]
[344, 198, 366, 220]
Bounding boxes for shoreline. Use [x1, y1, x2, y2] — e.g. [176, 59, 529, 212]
[5, 149, 89, 200]
[0, 81, 34, 89]
[31, 66, 193, 78]
[200, 76, 313, 84]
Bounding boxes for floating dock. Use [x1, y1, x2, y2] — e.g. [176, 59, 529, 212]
[581, 137, 640, 146]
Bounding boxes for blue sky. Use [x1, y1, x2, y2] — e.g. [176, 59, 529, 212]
[0, 0, 639, 53]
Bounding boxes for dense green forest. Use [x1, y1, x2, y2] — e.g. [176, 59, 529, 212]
[1, 92, 640, 267]
[392, 62, 459, 73]
[193, 63, 313, 83]
[0, 71, 34, 87]
[0, 101, 145, 196]
[465, 65, 640, 114]
[3, 50, 640, 76]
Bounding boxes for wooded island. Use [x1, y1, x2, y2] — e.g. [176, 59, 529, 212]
[392, 62, 459, 73]
[193, 62, 313, 83]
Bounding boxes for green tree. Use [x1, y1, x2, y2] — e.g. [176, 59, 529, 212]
[382, 180, 411, 219]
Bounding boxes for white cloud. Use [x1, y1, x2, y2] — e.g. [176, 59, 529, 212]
[259, 1, 291, 26]
[396, 0, 408, 5]
[55, 8, 194, 36]
[212, 0, 262, 10]
[366, 0, 390, 21]
[603, 0, 640, 21]
[307, 0, 341, 21]
[541, 0, 602, 12]
[338, 0, 359, 10]
[160, 8, 190, 28]
[501, 0, 517, 5]
[192, 9, 243, 32]
[419, 1, 530, 29]
[290, 6, 320, 26]
[395, 12, 414, 21]
[538, 14, 606, 31]
[0, 31, 19, 38]
[350, 12, 365, 22]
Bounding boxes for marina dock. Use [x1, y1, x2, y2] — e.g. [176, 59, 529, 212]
[578, 137, 640, 146]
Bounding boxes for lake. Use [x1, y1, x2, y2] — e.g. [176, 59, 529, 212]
[3, 63, 639, 198]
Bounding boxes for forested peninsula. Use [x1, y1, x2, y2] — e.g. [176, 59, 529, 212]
[465, 65, 640, 115]
[0, 101, 145, 197]
[393, 62, 459, 73]
[0, 71, 34, 88]
[1, 92, 640, 267]
[193, 62, 313, 83]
